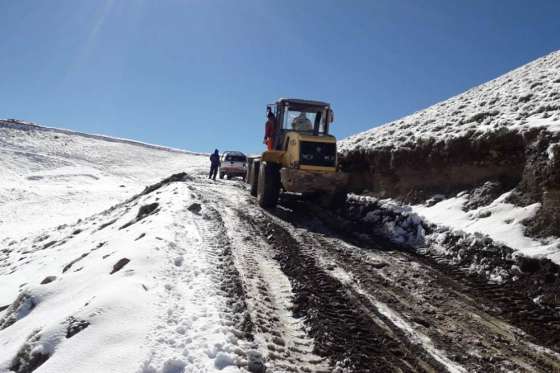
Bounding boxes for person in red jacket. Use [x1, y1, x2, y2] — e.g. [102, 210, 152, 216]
[263, 109, 277, 151]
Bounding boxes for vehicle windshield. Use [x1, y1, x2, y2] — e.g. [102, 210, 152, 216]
[225, 154, 246, 162]
[282, 108, 328, 134]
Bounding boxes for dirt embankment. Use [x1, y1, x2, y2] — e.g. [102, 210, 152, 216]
[340, 127, 560, 236]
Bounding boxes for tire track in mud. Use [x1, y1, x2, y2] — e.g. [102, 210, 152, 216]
[308, 234, 560, 372]
[196, 180, 560, 372]
[238, 209, 446, 372]
[310, 197, 560, 356]
[277, 198, 560, 372]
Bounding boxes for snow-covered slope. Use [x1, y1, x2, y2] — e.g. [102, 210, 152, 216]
[340, 50, 560, 153]
[0, 174, 260, 373]
[0, 120, 208, 241]
[0, 122, 257, 372]
[338, 50, 560, 265]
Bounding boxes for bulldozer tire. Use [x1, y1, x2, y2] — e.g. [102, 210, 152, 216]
[320, 190, 347, 209]
[257, 162, 280, 208]
[250, 161, 260, 197]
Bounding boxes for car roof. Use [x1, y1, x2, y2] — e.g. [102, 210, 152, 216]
[222, 151, 246, 156]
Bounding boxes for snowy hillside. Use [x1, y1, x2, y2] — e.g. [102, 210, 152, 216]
[0, 120, 207, 242]
[2, 120, 560, 372]
[340, 50, 560, 153]
[338, 50, 560, 266]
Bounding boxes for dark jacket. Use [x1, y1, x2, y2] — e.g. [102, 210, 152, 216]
[210, 152, 220, 167]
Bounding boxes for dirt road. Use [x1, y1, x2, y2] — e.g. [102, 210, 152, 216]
[184, 175, 560, 372]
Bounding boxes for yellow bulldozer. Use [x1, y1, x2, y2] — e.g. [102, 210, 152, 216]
[247, 98, 348, 208]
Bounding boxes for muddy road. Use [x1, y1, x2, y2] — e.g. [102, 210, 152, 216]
[191, 176, 560, 372]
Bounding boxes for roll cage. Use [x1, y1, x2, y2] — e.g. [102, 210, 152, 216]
[268, 99, 334, 145]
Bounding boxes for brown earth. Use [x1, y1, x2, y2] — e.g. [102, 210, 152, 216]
[340, 127, 560, 236]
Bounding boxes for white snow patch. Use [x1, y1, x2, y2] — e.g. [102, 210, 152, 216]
[412, 191, 560, 264]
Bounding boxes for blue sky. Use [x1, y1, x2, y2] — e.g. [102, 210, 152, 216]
[1, 0, 559, 153]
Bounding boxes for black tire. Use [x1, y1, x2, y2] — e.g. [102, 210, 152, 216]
[226, 174, 231, 180]
[257, 162, 280, 208]
[219, 172, 224, 179]
[250, 161, 260, 197]
[320, 190, 347, 209]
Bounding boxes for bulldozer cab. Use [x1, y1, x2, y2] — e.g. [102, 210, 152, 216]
[269, 98, 334, 150]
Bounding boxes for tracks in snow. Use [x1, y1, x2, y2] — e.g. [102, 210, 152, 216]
[144, 177, 560, 372]
[141, 187, 255, 372]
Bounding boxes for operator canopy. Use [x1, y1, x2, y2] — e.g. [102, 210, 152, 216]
[271, 98, 334, 135]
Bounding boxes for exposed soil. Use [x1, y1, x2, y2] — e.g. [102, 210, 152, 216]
[197, 178, 560, 372]
[340, 129, 528, 203]
[304, 197, 560, 353]
[340, 127, 560, 238]
[242, 210, 443, 372]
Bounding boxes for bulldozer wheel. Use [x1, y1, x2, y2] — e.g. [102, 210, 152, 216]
[320, 190, 347, 209]
[250, 161, 260, 197]
[257, 162, 280, 208]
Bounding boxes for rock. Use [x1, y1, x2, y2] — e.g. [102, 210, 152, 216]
[247, 350, 266, 373]
[370, 261, 389, 269]
[66, 317, 90, 338]
[110, 258, 130, 274]
[40, 276, 56, 285]
[174, 256, 184, 267]
[0, 292, 36, 330]
[9, 330, 49, 373]
[517, 256, 541, 273]
[411, 316, 431, 328]
[187, 203, 202, 214]
[120, 203, 159, 229]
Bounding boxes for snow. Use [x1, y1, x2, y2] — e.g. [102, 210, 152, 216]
[548, 143, 559, 160]
[0, 177, 250, 372]
[0, 121, 256, 372]
[350, 191, 560, 267]
[339, 50, 560, 154]
[0, 120, 208, 242]
[0, 120, 327, 372]
[412, 191, 560, 264]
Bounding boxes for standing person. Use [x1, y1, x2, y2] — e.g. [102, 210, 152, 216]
[209, 149, 220, 180]
[263, 108, 277, 151]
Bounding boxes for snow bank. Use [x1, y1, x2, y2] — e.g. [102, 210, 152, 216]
[412, 191, 560, 264]
[345, 192, 559, 283]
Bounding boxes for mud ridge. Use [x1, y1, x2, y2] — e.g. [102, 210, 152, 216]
[299, 198, 560, 355]
[241, 211, 446, 372]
